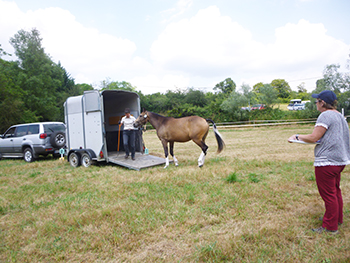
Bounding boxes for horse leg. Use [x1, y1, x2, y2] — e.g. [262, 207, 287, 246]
[193, 139, 208, 167]
[169, 141, 178, 166]
[161, 139, 170, 168]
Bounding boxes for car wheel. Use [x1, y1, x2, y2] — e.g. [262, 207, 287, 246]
[69, 152, 81, 167]
[50, 131, 66, 148]
[23, 148, 35, 162]
[81, 153, 92, 168]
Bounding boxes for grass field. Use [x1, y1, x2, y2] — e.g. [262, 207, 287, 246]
[1, 125, 350, 262]
[277, 103, 289, 111]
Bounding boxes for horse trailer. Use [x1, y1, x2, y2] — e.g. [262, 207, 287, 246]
[64, 89, 166, 170]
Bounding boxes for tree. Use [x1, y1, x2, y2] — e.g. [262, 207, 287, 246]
[74, 83, 94, 94]
[0, 44, 11, 58]
[295, 82, 310, 101]
[10, 28, 68, 121]
[321, 64, 350, 93]
[184, 88, 207, 107]
[258, 84, 279, 107]
[271, 79, 292, 99]
[240, 84, 257, 106]
[297, 82, 307, 93]
[204, 92, 226, 121]
[10, 28, 51, 74]
[100, 79, 137, 92]
[253, 82, 264, 93]
[0, 57, 37, 132]
[220, 84, 256, 121]
[214, 77, 236, 95]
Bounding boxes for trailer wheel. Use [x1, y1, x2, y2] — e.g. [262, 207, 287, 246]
[69, 152, 81, 167]
[81, 153, 92, 168]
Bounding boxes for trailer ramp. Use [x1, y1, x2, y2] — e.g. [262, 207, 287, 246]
[107, 151, 167, 171]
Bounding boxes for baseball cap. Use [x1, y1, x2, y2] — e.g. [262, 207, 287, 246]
[124, 108, 130, 113]
[311, 90, 337, 105]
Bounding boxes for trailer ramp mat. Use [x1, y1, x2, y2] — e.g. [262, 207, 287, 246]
[107, 151, 167, 171]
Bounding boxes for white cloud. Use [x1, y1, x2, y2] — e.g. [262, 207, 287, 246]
[161, 0, 193, 23]
[131, 74, 190, 94]
[0, 1, 23, 53]
[153, 6, 260, 76]
[150, 6, 350, 91]
[0, 0, 137, 86]
[1, 1, 349, 94]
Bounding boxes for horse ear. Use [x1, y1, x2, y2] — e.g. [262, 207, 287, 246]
[142, 108, 146, 112]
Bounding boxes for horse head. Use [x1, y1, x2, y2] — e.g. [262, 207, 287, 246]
[133, 110, 150, 128]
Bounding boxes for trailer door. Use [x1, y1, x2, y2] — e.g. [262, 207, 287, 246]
[83, 90, 105, 158]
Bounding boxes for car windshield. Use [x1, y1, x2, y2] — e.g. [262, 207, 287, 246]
[3, 127, 16, 138]
[44, 124, 65, 134]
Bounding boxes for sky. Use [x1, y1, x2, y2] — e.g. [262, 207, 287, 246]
[0, 0, 349, 95]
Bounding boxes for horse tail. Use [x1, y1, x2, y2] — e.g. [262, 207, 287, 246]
[206, 119, 225, 153]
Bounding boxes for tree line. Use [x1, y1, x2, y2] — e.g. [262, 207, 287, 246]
[1, 28, 350, 133]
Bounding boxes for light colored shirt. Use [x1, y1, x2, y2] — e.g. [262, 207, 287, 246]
[314, 110, 350, 166]
[121, 115, 136, 130]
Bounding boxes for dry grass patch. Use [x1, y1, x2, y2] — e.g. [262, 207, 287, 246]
[1, 125, 350, 262]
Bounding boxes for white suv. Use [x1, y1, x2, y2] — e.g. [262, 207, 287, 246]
[0, 122, 66, 162]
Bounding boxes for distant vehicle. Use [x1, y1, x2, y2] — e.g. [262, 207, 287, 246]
[287, 102, 306, 111]
[294, 103, 305, 110]
[287, 99, 307, 111]
[251, 104, 265, 110]
[288, 99, 302, 105]
[241, 106, 251, 111]
[0, 122, 66, 162]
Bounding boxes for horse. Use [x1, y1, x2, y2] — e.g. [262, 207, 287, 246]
[133, 110, 225, 168]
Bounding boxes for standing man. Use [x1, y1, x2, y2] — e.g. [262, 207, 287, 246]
[120, 108, 136, 160]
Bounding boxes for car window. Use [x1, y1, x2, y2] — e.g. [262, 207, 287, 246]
[3, 127, 16, 138]
[15, 126, 28, 137]
[43, 124, 65, 134]
[27, 124, 39, 135]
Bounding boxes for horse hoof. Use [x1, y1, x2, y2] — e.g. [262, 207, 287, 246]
[198, 165, 203, 168]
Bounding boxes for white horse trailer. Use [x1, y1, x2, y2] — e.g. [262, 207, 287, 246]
[64, 89, 166, 170]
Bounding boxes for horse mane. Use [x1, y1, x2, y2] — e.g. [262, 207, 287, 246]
[148, 111, 172, 122]
[148, 111, 165, 118]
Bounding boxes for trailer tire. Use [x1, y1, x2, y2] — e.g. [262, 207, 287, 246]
[69, 152, 81, 167]
[81, 153, 92, 168]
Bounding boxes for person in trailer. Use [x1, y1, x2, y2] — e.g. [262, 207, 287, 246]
[120, 108, 137, 160]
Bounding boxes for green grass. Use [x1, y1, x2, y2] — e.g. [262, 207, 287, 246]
[1, 125, 350, 262]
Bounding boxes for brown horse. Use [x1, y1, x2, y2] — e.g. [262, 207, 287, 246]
[133, 110, 225, 168]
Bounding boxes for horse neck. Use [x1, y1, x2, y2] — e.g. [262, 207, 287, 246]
[148, 112, 165, 130]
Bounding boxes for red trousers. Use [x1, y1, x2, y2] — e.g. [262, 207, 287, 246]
[315, 165, 345, 231]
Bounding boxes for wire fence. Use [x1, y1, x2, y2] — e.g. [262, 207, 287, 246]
[215, 119, 317, 129]
[143, 116, 349, 130]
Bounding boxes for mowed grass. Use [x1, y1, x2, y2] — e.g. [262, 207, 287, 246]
[1, 125, 350, 262]
[278, 103, 289, 111]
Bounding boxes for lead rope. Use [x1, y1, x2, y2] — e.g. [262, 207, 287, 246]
[141, 126, 145, 153]
[117, 123, 122, 152]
